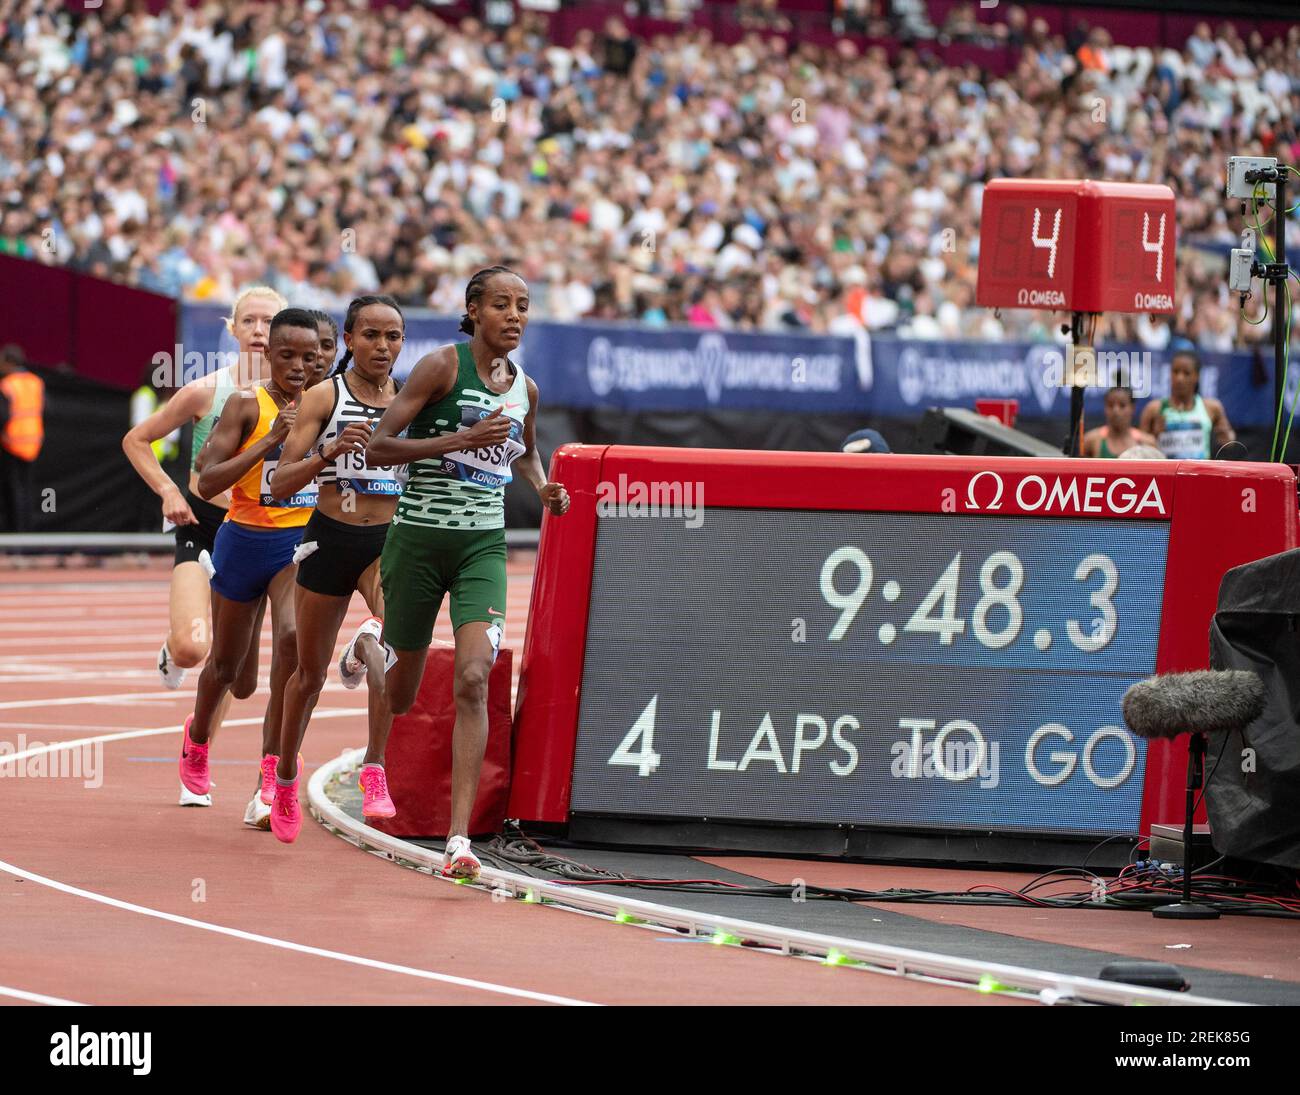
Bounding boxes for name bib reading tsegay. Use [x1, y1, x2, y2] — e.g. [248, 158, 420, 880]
[334, 447, 408, 496]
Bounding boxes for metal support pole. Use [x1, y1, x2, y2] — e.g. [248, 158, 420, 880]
[1064, 311, 1090, 457]
[1274, 173, 1287, 460]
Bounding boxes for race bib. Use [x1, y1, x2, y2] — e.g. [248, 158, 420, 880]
[334, 446, 408, 496]
[259, 444, 318, 508]
[1158, 422, 1207, 460]
[437, 406, 526, 490]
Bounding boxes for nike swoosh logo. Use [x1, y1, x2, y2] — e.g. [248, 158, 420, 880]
[487, 607, 504, 616]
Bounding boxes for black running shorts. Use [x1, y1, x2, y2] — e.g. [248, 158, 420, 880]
[295, 509, 391, 598]
[173, 491, 227, 567]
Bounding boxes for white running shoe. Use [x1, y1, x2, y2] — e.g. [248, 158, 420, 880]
[338, 616, 384, 690]
[178, 784, 212, 807]
[442, 835, 481, 881]
[243, 790, 272, 830]
[158, 641, 187, 691]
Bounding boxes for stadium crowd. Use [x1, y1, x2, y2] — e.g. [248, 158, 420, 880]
[0, 0, 1297, 349]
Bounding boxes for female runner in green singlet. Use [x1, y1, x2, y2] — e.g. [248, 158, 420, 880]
[366, 267, 570, 881]
[1139, 349, 1235, 459]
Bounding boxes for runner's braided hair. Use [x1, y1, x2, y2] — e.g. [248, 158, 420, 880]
[459, 266, 518, 335]
[308, 309, 339, 345]
[332, 294, 404, 377]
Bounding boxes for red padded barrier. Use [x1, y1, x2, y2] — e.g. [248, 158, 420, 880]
[370, 642, 513, 839]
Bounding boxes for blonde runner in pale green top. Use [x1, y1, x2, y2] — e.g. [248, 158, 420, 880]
[189, 365, 241, 472]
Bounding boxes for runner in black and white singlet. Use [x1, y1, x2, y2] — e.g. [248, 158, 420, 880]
[366, 267, 571, 880]
[264, 296, 407, 842]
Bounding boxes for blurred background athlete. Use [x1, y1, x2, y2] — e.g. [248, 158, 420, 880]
[1083, 387, 1157, 458]
[1139, 350, 1235, 460]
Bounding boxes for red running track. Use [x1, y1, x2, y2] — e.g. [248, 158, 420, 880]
[0, 560, 1023, 1006]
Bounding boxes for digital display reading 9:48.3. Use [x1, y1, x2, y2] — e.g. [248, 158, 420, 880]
[570, 509, 1171, 837]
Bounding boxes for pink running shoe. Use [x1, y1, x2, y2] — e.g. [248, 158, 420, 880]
[259, 754, 278, 805]
[178, 715, 210, 796]
[260, 753, 304, 805]
[359, 764, 396, 818]
[270, 779, 301, 844]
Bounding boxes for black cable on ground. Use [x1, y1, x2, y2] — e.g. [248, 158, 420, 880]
[482, 823, 1300, 920]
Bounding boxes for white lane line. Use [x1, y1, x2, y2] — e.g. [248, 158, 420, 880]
[0, 584, 171, 595]
[2, 647, 276, 664]
[1, 635, 166, 648]
[0, 635, 168, 648]
[0, 984, 86, 1006]
[0, 611, 165, 621]
[0, 598, 165, 608]
[0, 605, 158, 614]
[0, 621, 180, 632]
[0, 714, 594, 1006]
[0, 711, 360, 767]
[0, 597, 165, 604]
[0, 684, 367, 712]
[0, 605, 164, 616]
[0, 672, 159, 685]
[0, 691, 185, 711]
[0, 665, 85, 677]
[0, 635, 359, 650]
[0, 859, 593, 1006]
[0, 721, 171, 733]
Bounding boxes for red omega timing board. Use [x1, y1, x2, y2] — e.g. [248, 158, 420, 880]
[509, 447, 1296, 859]
[976, 179, 1177, 314]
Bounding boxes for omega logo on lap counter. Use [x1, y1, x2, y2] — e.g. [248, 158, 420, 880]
[976, 179, 1177, 315]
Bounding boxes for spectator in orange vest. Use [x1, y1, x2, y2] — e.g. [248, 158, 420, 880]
[0, 343, 44, 532]
[1077, 27, 1111, 74]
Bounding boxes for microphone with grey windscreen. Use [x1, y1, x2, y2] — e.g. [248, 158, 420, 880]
[1122, 670, 1267, 740]
[1120, 669, 1266, 921]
